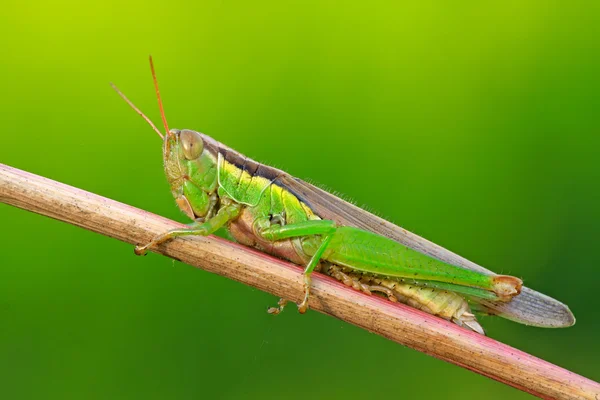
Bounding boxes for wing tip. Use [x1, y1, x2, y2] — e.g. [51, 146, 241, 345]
[478, 287, 576, 328]
[502, 299, 576, 328]
[555, 304, 576, 328]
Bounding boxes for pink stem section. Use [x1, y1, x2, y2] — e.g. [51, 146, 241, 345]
[0, 163, 598, 400]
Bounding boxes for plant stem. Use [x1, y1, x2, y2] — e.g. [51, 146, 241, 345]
[1, 163, 598, 400]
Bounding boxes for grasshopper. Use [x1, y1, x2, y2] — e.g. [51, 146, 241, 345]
[111, 57, 574, 335]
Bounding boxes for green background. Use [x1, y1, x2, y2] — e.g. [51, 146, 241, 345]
[1, 1, 598, 399]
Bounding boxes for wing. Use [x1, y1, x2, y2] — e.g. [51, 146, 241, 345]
[277, 174, 575, 328]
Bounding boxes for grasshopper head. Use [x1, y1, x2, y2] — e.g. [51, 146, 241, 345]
[163, 129, 218, 220]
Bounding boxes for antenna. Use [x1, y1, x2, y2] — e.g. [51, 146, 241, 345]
[110, 82, 164, 140]
[149, 55, 171, 138]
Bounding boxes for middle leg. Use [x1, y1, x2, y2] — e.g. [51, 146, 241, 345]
[258, 219, 338, 313]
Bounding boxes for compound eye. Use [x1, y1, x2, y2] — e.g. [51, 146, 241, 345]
[180, 130, 204, 160]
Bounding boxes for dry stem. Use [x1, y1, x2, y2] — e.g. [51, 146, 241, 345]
[1, 163, 598, 400]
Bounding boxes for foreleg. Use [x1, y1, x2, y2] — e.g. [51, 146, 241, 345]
[135, 203, 241, 255]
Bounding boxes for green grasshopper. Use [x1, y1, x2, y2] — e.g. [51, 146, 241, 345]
[111, 57, 575, 335]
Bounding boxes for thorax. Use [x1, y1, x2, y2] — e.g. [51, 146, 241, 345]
[217, 157, 320, 265]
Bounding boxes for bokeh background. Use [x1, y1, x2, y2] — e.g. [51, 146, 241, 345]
[1, 1, 598, 399]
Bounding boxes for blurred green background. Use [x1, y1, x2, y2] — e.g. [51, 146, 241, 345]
[1, 1, 598, 399]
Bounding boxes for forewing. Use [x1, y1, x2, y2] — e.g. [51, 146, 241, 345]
[278, 174, 575, 328]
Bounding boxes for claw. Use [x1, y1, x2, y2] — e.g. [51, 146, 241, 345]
[268, 298, 288, 315]
[134, 245, 149, 256]
[297, 303, 308, 314]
